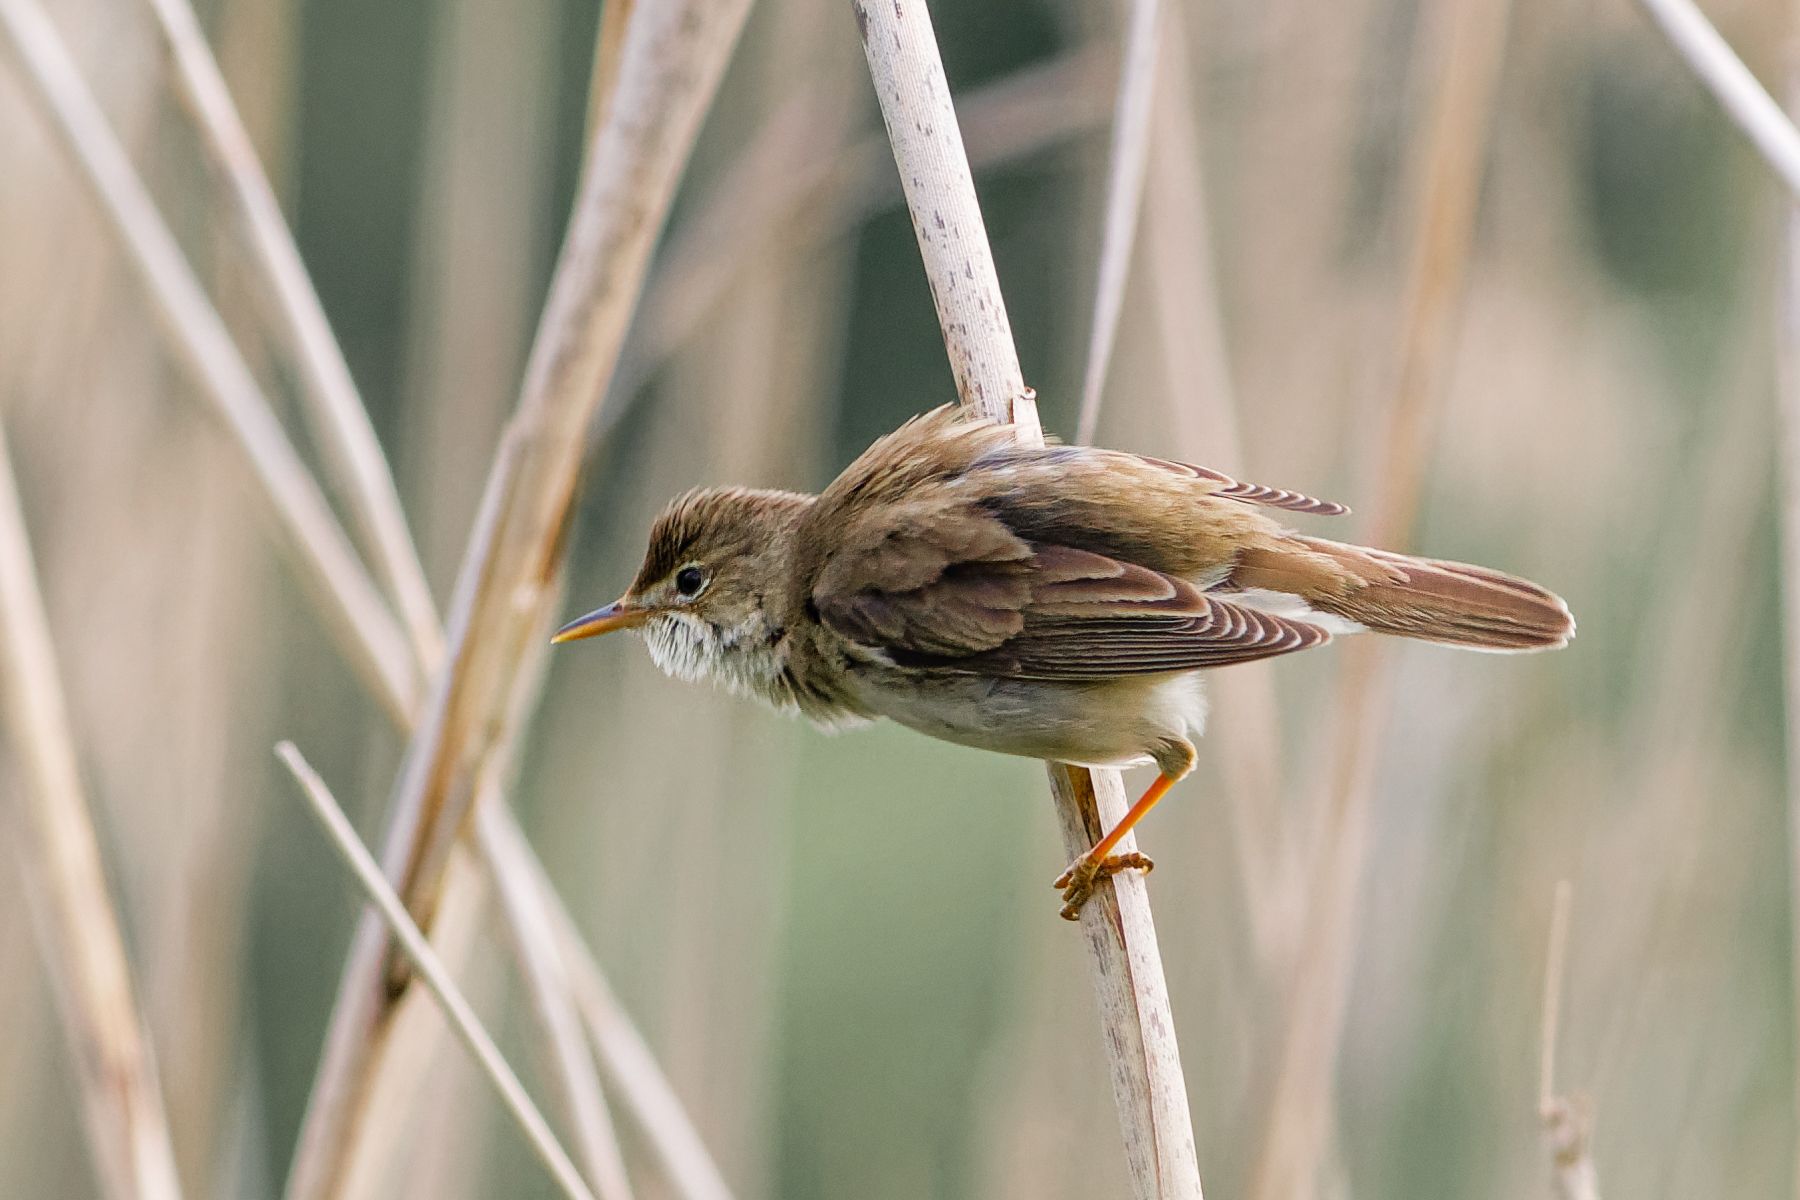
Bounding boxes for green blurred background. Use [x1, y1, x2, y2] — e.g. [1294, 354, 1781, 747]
[2, 0, 1793, 1196]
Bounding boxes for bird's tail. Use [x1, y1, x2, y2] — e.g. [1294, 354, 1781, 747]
[1230, 536, 1574, 653]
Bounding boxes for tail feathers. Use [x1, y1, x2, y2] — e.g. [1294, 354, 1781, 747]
[1237, 537, 1574, 653]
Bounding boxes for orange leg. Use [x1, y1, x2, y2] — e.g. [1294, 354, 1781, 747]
[1053, 772, 1177, 920]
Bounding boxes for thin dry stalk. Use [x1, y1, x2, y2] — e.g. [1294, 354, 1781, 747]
[476, 798, 634, 1200]
[137, 0, 443, 669]
[273, 744, 596, 1200]
[0, 0, 421, 723]
[1636, 0, 1800, 196]
[854, 2, 1202, 1196]
[291, 3, 752, 1194]
[0, 419, 184, 1200]
[1538, 883, 1600, 1200]
[2, 4, 722, 1195]
[1075, 0, 1161, 445]
[7, 0, 727, 1194]
[150, 0, 629, 1184]
[1249, 0, 1514, 1195]
[488, 808, 737, 1200]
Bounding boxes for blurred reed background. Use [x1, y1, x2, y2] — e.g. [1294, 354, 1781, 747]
[0, 0, 1792, 1196]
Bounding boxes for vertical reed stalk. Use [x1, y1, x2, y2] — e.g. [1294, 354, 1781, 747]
[1538, 882, 1601, 1200]
[854, 2, 1203, 1195]
[0, 418, 184, 1200]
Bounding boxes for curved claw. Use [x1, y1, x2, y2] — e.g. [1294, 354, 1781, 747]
[1053, 851, 1155, 920]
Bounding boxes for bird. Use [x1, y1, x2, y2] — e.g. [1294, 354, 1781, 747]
[552, 404, 1573, 918]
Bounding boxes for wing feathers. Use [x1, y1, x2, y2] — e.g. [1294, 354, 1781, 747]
[820, 538, 1329, 679]
[1140, 457, 1350, 516]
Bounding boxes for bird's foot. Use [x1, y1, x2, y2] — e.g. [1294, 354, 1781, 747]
[1053, 851, 1154, 920]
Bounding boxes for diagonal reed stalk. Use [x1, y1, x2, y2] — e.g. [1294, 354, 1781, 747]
[1636, 0, 1800, 195]
[0, 2, 733, 1197]
[0, 417, 184, 1200]
[854, 2, 1203, 1196]
[1249, 0, 1515, 1194]
[136, 0, 442, 670]
[291, 3, 752, 1195]
[275, 744, 594, 1200]
[0, 0, 421, 724]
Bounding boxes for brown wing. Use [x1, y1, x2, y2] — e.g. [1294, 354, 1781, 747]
[810, 499, 1035, 658]
[814, 519, 1329, 678]
[1137, 456, 1349, 516]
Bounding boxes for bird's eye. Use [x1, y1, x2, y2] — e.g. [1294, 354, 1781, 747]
[674, 566, 705, 597]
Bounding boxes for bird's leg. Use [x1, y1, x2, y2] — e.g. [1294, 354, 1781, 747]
[1053, 772, 1176, 920]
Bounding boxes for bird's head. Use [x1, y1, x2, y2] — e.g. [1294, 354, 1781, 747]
[552, 486, 812, 701]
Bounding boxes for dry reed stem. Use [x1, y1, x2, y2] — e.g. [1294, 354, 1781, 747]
[384, 0, 752, 938]
[291, 3, 752, 1193]
[1636, 0, 1800, 196]
[1249, 0, 1514, 1195]
[0, 420, 185, 1200]
[1075, 0, 1161, 445]
[487, 808, 737, 1200]
[1775, 58, 1800, 1200]
[1538, 882, 1601, 1200]
[142, 0, 633, 1184]
[1, 1, 646, 1189]
[477, 797, 635, 1200]
[0, 2, 721, 1193]
[274, 744, 596, 1200]
[854, 2, 1202, 1196]
[137, 0, 443, 670]
[0, 0, 420, 723]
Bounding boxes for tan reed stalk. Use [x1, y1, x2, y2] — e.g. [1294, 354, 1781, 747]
[1249, 0, 1515, 1195]
[1075, 0, 1161, 445]
[0, 3, 633, 1191]
[136, 0, 442, 669]
[0, 0, 420, 723]
[138, 0, 632, 1186]
[854, 2, 1203, 1195]
[1538, 882, 1602, 1200]
[0, 3, 727, 1195]
[274, 744, 596, 1200]
[0, 418, 184, 1200]
[290, 3, 753, 1195]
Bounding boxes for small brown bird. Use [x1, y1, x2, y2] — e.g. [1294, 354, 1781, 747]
[554, 405, 1572, 918]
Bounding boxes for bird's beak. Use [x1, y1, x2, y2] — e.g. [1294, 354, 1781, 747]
[551, 598, 652, 644]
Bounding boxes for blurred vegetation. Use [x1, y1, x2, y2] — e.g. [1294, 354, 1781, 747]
[4, 0, 1797, 1197]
